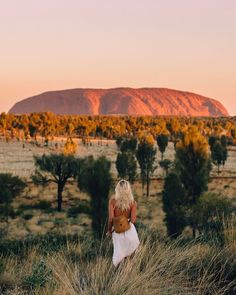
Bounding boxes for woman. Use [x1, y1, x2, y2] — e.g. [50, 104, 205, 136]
[107, 179, 140, 266]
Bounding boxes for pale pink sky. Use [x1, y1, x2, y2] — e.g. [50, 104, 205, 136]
[0, 0, 236, 115]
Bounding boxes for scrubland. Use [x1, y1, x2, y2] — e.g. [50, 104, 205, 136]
[0, 138, 236, 294]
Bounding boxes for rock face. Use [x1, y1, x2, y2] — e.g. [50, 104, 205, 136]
[9, 87, 229, 116]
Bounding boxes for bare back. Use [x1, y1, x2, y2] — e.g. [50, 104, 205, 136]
[109, 198, 137, 224]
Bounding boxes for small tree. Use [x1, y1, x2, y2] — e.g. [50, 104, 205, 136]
[220, 135, 228, 167]
[116, 152, 137, 183]
[162, 173, 187, 238]
[211, 141, 225, 174]
[0, 173, 26, 224]
[32, 154, 80, 211]
[136, 140, 157, 197]
[156, 134, 168, 160]
[175, 128, 211, 237]
[208, 135, 217, 151]
[63, 137, 77, 155]
[220, 135, 227, 149]
[78, 156, 112, 239]
[159, 159, 172, 176]
[120, 138, 137, 153]
[116, 137, 138, 153]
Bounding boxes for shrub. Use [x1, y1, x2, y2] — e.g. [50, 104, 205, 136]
[22, 213, 34, 220]
[67, 202, 91, 217]
[22, 259, 52, 289]
[193, 193, 234, 243]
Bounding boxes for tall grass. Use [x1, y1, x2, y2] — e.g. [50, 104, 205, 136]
[0, 222, 235, 295]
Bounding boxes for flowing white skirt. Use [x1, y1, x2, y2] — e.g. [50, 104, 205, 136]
[112, 222, 140, 266]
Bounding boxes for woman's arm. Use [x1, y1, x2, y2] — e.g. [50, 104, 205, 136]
[130, 201, 137, 224]
[107, 198, 114, 234]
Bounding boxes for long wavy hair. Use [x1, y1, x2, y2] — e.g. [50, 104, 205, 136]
[114, 179, 134, 211]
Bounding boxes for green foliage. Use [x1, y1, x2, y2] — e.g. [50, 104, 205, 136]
[220, 135, 227, 148]
[0, 173, 26, 223]
[67, 201, 91, 217]
[176, 132, 211, 205]
[192, 193, 234, 241]
[0, 233, 81, 256]
[18, 200, 52, 212]
[136, 140, 157, 197]
[22, 259, 52, 289]
[34, 200, 52, 210]
[0, 260, 4, 274]
[33, 153, 81, 211]
[116, 151, 137, 183]
[162, 173, 187, 237]
[156, 134, 168, 159]
[175, 129, 211, 237]
[115, 136, 123, 148]
[159, 159, 172, 176]
[211, 140, 227, 174]
[208, 135, 217, 151]
[120, 137, 137, 153]
[78, 156, 112, 239]
[22, 213, 34, 220]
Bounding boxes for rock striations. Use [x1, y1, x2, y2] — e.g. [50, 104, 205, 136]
[9, 88, 229, 116]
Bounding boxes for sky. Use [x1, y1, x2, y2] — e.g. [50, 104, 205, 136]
[0, 0, 236, 115]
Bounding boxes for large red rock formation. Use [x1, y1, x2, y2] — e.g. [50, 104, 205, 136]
[9, 87, 229, 116]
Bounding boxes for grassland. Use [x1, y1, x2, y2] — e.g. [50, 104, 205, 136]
[0, 138, 235, 294]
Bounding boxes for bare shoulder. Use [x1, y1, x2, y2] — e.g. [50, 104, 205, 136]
[132, 200, 137, 208]
[109, 196, 116, 206]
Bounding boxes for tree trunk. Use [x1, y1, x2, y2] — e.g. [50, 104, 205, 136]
[57, 183, 64, 212]
[146, 172, 150, 197]
[6, 202, 9, 224]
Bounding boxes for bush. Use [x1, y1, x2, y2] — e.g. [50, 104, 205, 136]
[0, 233, 81, 256]
[22, 259, 52, 289]
[34, 200, 52, 210]
[22, 213, 34, 220]
[193, 193, 234, 243]
[0, 260, 4, 274]
[67, 201, 91, 217]
[18, 200, 52, 212]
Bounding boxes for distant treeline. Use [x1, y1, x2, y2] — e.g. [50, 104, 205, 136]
[0, 112, 236, 143]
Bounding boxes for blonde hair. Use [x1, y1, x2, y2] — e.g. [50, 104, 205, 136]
[114, 179, 134, 211]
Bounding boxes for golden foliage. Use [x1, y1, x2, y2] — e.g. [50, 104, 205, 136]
[176, 126, 209, 157]
[63, 137, 77, 155]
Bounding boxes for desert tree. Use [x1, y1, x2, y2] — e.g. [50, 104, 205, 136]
[211, 140, 225, 174]
[136, 138, 157, 197]
[120, 138, 138, 153]
[156, 134, 168, 160]
[208, 135, 217, 151]
[78, 156, 112, 239]
[162, 172, 187, 238]
[159, 159, 172, 176]
[0, 173, 26, 224]
[175, 127, 211, 237]
[63, 137, 77, 155]
[220, 135, 228, 166]
[32, 154, 80, 211]
[116, 151, 137, 183]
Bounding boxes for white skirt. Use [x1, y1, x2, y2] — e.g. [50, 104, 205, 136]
[112, 222, 140, 266]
